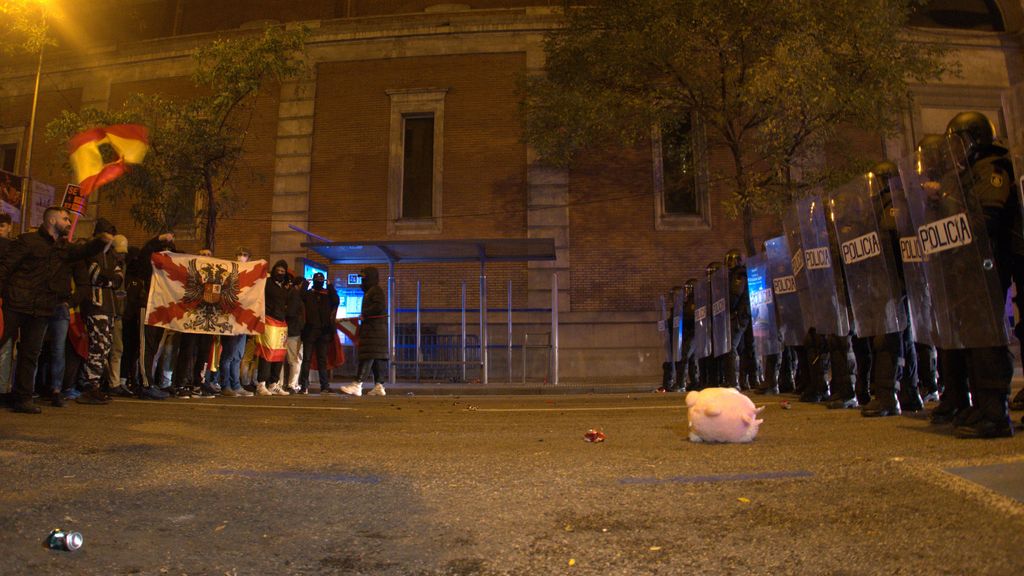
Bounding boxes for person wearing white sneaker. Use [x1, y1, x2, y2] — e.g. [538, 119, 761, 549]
[267, 381, 290, 396]
[344, 267, 389, 397]
[253, 261, 291, 398]
[339, 381, 362, 396]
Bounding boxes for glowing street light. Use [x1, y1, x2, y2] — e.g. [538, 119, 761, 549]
[19, 0, 52, 232]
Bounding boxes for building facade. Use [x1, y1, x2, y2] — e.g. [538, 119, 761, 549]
[1, 1, 1021, 382]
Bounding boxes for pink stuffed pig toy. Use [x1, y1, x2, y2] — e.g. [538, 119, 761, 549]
[685, 388, 764, 443]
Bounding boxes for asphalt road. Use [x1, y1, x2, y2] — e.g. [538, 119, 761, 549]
[1, 390, 1023, 575]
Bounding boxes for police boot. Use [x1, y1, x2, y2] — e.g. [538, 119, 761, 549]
[660, 362, 674, 392]
[899, 374, 925, 413]
[955, 390, 1013, 439]
[725, 352, 741, 390]
[930, 385, 970, 425]
[1010, 387, 1024, 411]
[861, 387, 901, 417]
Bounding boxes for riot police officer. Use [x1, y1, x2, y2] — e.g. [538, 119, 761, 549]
[724, 249, 757, 390]
[680, 278, 700, 391]
[944, 112, 1017, 438]
[702, 261, 724, 387]
[859, 161, 924, 416]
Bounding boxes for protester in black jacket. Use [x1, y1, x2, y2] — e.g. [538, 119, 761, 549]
[256, 260, 292, 396]
[340, 266, 388, 397]
[299, 272, 339, 394]
[0, 207, 110, 413]
[136, 233, 175, 398]
[0, 213, 12, 403]
[71, 218, 125, 405]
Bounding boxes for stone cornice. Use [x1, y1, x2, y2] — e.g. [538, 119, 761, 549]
[0, 8, 562, 89]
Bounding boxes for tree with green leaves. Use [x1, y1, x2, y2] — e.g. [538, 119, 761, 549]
[47, 25, 307, 252]
[522, 0, 952, 254]
[0, 0, 54, 57]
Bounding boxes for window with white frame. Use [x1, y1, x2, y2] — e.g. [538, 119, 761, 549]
[387, 88, 447, 234]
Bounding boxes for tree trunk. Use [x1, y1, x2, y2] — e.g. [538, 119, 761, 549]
[742, 205, 756, 257]
[203, 171, 216, 252]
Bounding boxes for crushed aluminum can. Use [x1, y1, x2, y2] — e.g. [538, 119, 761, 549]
[583, 429, 607, 443]
[44, 529, 83, 551]
[780, 400, 792, 410]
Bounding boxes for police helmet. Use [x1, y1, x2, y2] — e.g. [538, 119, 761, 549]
[684, 278, 696, 297]
[724, 249, 742, 269]
[867, 160, 899, 198]
[705, 261, 722, 276]
[914, 134, 948, 177]
[946, 111, 1003, 164]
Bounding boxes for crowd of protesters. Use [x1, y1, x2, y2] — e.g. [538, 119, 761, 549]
[0, 209, 387, 414]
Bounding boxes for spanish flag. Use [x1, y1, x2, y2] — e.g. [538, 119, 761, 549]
[254, 316, 288, 362]
[68, 124, 149, 198]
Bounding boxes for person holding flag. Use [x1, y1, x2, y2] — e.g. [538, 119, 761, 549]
[0, 207, 112, 413]
[254, 260, 292, 396]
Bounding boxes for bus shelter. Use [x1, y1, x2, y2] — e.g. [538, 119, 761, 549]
[302, 238, 559, 387]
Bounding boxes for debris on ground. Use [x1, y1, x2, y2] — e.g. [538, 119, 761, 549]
[584, 429, 606, 443]
[44, 529, 83, 551]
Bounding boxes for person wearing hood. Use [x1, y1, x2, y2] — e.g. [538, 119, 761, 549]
[340, 266, 388, 397]
[137, 231, 176, 396]
[70, 218, 125, 405]
[255, 260, 293, 396]
[299, 271, 339, 394]
[0, 207, 111, 414]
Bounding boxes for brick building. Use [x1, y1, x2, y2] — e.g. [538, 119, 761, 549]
[1, 1, 1022, 382]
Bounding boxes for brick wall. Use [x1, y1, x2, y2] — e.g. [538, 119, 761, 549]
[309, 53, 529, 310]
[0, 88, 84, 222]
[97, 76, 279, 259]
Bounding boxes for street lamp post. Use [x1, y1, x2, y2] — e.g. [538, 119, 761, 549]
[20, 41, 45, 233]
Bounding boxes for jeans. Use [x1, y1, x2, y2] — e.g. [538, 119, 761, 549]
[0, 338, 13, 394]
[107, 316, 123, 388]
[218, 335, 246, 391]
[47, 304, 70, 393]
[283, 335, 302, 390]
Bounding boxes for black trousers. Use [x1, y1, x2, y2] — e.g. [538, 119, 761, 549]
[299, 328, 331, 388]
[356, 358, 387, 384]
[0, 307, 50, 403]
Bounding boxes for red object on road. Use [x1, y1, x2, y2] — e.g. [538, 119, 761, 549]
[584, 429, 607, 443]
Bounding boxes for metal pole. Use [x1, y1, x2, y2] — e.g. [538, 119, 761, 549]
[461, 281, 467, 383]
[415, 280, 422, 384]
[551, 272, 559, 386]
[507, 279, 513, 384]
[480, 262, 488, 386]
[522, 333, 528, 385]
[388, 263, 396, 387]
[20, 42, 45, 233]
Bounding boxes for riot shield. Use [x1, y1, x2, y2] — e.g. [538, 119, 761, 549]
[673, 290, 685, 363]
[884, 168, 937, 346]
[746, 253, 782, 357]
[764, 235, 806, 347]
[711, 266, 732, 357]
[659, 295, 672, 364]
[900, 143, 1009, 349]
[829, 177, 906, 337]
[785, 196, 850, 336]
[693, 278, 712, 359]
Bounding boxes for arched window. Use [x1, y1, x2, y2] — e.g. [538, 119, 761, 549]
[909, 0, 1005, 32]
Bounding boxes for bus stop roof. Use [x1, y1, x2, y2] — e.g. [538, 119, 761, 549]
[302, 238, 557, 265]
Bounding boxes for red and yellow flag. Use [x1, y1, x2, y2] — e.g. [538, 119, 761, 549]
[68, 124, 149, 198]
[254, 317, 288, 362]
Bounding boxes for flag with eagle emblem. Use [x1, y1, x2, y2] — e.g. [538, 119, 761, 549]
[146, 252, 268, 335]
